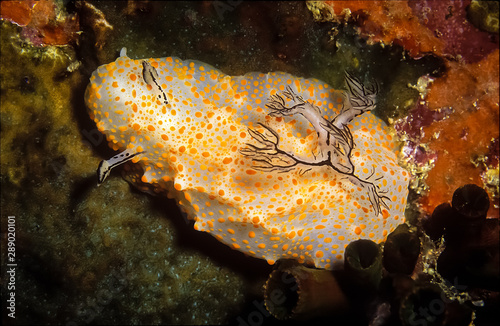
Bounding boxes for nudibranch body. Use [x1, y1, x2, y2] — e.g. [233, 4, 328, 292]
[85, 48, 409, 270]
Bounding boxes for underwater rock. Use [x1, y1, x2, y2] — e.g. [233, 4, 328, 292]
[0, 0, 79, 46]
[401, 50, 499, 219]
[467, 0, 499, 33]
[76, 1, 114, 52]
[481, 137, 499, 209]
[263, 259, 348, 320]
[308, 1, 444, 58]
[309, 0, 498, 63]
[0, 0, 34, 26]
[408, 0, 499, 63]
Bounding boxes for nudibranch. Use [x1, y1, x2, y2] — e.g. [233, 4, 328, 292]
[85, 48, 409, 270]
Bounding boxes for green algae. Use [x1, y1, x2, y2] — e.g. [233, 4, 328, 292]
[71, 178, 245, 324]
[0, 22, 88, 187]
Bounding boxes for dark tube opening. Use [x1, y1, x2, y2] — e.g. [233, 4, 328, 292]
[347, 239, 380, 269]
[451, 184, 490, 220]
[264, 271, 299, 319]
[344, 239, 383, 289]
[383, 225, 420, 274]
